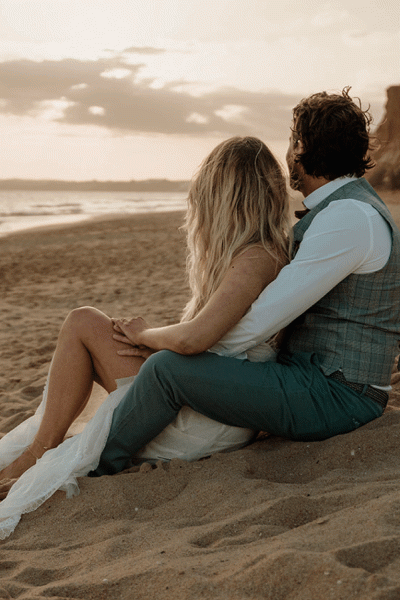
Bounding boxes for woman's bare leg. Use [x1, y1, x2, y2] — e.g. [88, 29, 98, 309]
[0, 306, 145, 484]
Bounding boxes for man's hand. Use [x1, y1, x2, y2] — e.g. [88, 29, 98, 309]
[116, 344, 156, 359]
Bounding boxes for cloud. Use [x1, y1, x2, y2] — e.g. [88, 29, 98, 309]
[0, 57, 298, 139]
[122, 46, 167, 55]
[310, 5, 349, 28]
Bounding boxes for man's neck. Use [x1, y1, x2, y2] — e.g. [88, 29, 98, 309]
[300, 174, 331, 198]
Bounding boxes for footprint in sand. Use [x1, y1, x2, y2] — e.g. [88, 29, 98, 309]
[335, 536, 400, 574]
[14, 565, 77, 587]
[21, 384, 44, 399]
[192, 495, 335, 549]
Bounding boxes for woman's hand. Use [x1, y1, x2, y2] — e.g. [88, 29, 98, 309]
[112, 317, 150, 346]
[112, 317, 156, 359]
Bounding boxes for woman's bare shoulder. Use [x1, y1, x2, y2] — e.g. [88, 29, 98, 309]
[230, 245, 284, 286]
[232, 244, 282, 264]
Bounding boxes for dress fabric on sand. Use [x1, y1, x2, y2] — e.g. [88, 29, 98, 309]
[0, 342, 276, 539]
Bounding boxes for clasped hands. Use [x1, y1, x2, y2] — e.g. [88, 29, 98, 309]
[112, 317, 155, 359]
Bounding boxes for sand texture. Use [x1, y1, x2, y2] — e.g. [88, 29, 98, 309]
[1, 197, 400, 600]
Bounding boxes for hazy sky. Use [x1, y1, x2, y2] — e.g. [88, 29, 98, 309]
[0, 0, 398, 180]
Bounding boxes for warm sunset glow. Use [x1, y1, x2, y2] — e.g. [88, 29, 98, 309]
[0, 0, 398, 180]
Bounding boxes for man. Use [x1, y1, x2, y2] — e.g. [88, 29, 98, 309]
[92, 88, 400, 476]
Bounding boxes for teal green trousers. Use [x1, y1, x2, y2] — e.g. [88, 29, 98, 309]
[91, 350, 383, 476]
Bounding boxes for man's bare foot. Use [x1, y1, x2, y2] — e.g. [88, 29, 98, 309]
[0, 478, 18, 500]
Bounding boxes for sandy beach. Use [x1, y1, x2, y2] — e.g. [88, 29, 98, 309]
[1, 195, 400, 600]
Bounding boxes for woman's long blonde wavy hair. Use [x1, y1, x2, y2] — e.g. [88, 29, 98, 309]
[181, 136, 291, 322]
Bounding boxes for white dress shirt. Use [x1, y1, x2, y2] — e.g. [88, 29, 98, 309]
[210, 177, 392, 361]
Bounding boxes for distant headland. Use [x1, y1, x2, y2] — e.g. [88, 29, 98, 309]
[0, 179, 190, 192]
[367, 85, 400, 190]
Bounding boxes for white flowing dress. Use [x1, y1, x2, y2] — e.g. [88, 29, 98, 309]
[0, 340, 276, 539]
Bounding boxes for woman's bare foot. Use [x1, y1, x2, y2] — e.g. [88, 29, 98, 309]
[0, 478, 18, 501]
[0, 449, 36, 482]
[0, 438, 50, 483]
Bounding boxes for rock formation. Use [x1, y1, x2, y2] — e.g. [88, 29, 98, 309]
[367, 85, 400, 189]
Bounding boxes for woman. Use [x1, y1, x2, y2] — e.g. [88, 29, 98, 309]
[0, 137, 290, 538]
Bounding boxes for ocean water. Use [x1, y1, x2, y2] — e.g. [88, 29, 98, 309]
[0, 190, 188, 236]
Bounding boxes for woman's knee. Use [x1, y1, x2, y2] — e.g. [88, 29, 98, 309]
[61, 306, 108, 339]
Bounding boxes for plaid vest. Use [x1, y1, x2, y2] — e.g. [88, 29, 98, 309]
[287, 178, 400, 385]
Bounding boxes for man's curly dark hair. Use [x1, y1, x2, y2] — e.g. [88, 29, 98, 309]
[292, 87, 375, 180]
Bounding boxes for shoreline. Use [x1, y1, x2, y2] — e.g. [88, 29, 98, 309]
[1, 186, 398, 240]
[0, 207, 188, 239]
[0, 209, 186, 239]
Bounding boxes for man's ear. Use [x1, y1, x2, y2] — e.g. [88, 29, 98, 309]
[293, 138, 304, 164]
[294, 138, 304, 155]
